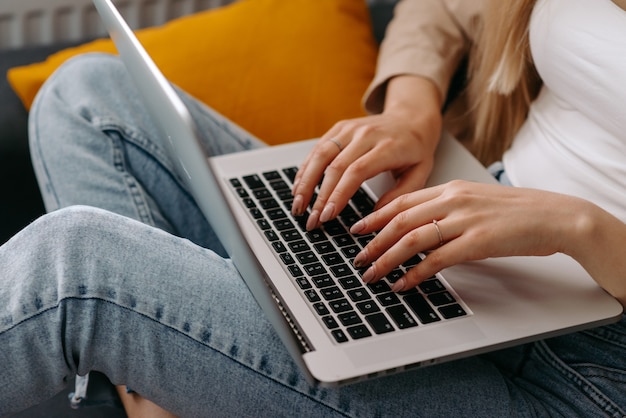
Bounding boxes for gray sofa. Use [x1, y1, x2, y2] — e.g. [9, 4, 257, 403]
[0, 2, 396, 416]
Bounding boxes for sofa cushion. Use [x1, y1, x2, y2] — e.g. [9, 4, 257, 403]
[7, 0, 378, 145]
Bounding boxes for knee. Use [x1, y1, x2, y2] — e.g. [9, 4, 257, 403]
[38, 54, 125, 101]
[30, 54, 131, 123]
[31, 206, 116, 244]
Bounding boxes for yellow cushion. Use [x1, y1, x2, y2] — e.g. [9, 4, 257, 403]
[7, 0, 377, 145]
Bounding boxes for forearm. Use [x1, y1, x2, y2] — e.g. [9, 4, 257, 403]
[382, 75, 443, 150]
[363, 0, 485, 114]
[563, 201, 626, 306]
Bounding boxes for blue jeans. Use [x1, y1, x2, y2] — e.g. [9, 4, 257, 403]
[0, 54, 624, 417]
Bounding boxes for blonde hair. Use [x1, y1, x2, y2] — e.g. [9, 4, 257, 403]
[468, 0, 542, 165]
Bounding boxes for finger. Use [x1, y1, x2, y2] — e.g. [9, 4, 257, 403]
[358, 220, 445, 284]
[315, 145, 402, 227]
[316, 141, 433, 228]
[306, 137, 374, 229]
[375, 161, 434, 210]
[350, 186, 445, 236]
[293, 122, 345, 190]
[391, 236, 472, 292]
[291, 138, 344, 216]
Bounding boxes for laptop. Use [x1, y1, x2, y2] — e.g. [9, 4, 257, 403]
[93, 0, 623, 386]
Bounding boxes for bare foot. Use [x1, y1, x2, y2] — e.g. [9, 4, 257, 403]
[116, 385, 178, 418]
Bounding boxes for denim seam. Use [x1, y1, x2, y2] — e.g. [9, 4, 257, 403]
[7, 296, 351, 417]
[97, 118, 198, 230]
[534, 341, 625, 417]
[105, 297, 353, 417]
[103, 129, 155, 226]
[581, 326, 626, 350]
[29, 82, 62, 211]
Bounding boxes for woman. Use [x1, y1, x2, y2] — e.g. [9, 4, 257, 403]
[1, 0, 624, 416]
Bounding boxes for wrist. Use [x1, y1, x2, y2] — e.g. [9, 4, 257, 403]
[382, 75, 443, 133]
[384, 75, 442, 111]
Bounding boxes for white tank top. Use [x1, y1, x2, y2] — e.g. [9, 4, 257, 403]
[502, 0, 626, 222]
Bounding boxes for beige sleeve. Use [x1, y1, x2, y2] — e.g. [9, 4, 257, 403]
[363, 0, 485, 114]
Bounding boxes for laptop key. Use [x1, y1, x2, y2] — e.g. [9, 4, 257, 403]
[266, 208, 286, 220]
[419, 279, 446, 294]
[288, 240, 310, 253]
[295, 277, 311, 289]
[404, 294, 440, 324]
[321, 286, 344, 301]
[376, 292, 401, 307]
[306, 229, 327, 243]
[438, 304, 467, 319]
[314, 241, 335, 254]
[323, 220, 347, 236]
[288, 265, 304, 278]
[257, 219, 271, 230]
[366, 313, 395, 334]
[322, 252, 343, 266]
[367, 281, 391, 294]
[342, 245, 360, 259]
[281, 230, 302, 242]
[386, 269, 404, 284]
[271, 241, 287, 253]
[428, 291, 456, 306]
[282, 167, 298, 183]
[304, 263, 327, 277]
[332, 329, 349, 343]
[347, 288, 370, 302]
[386, 305, 418, 329]
[259, 198, 280, 210]
[304, 289, 321, 303]
[279, 253, 295, 265]
[357, 300, 381, 315]
[262, 170, 282, 181]
[347, 325, 372, 340]
[253, 188, 272, 200]
[338, 311, 362, 326]
[296, 251, 318, 265]
[264, 230, 279, 241]
[270, 180, 289, 191]
[322, 316, 339, 329]
[329, 299, 352, 313]
[313, 302, 330, 316]
[312, 274, 334, 288]
[333, 234, 356, 248]
[330, 264, 353, 278]
[243, 174, 265, 190]
[250, 208, 264, 219]
[338, 276, 361, 290]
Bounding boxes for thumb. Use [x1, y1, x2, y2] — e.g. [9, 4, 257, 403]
[375, 164, 432, 210]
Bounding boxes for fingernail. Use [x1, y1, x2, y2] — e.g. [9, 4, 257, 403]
[319, 202, 335, 223]
[361, 264, 376, 283]
[306, 210, 320, 231]
[350, 220, 365, 234]
[291, 194, 304, 216]
[391, 278, 405, 293]
[353, 250, 367, 268]
[292, 178, 300, 195]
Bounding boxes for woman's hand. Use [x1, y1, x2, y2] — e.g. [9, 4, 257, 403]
[291, 75, 443, 231]
[350, 180, 613, 293]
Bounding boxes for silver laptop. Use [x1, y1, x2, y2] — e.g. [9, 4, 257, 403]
[93, 0, 623, 386]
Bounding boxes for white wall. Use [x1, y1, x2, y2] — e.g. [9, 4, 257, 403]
[0, 0, 235, 49]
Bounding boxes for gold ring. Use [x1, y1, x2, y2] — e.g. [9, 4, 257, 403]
[329, 138, 343, 151]
[433, 219, 444, 247]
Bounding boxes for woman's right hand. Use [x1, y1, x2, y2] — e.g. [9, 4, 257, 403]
[291, 75, 444, 231]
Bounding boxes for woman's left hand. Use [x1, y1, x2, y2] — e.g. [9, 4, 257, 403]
[351, 180, 580, 292]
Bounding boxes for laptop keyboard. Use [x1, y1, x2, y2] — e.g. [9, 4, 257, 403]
[229, 167, 469, 344]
